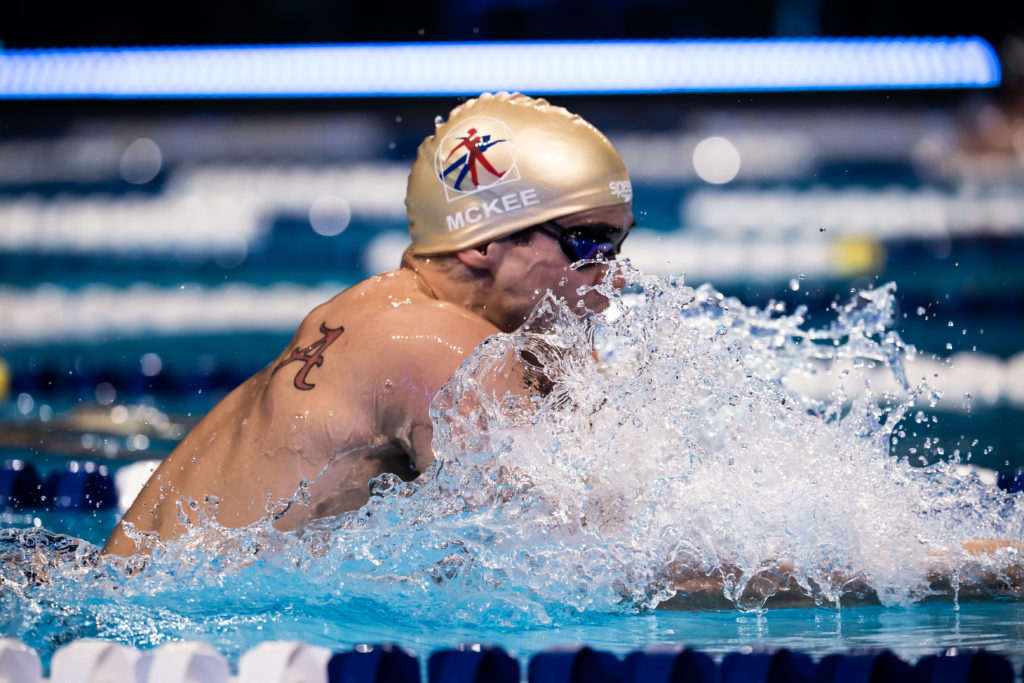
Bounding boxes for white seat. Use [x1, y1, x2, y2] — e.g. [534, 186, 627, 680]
[237, 641, 331, 683]
[0, 638, 42, 683]
[50, 639, 151, 683]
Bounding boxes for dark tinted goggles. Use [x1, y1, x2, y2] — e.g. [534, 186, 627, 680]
[534, 221, 629, 263]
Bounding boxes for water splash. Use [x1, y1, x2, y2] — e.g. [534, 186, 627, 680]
[329, 263, 1021, 615]
[2, 263, 1022, 663]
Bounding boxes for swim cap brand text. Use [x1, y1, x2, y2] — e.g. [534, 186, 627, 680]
[609, 180, 633, 202]
[446, 188, 540, 232]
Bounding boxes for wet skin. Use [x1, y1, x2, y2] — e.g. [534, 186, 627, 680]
[660, 538, 1024, 610]
[102, 203, 634, 557]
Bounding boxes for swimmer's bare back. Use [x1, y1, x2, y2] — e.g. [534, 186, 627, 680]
[102, 268, 500, 557]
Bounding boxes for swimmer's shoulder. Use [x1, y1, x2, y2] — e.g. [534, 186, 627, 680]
[381, 270, 499, 340]
[341, 269, 500, 375]
[281, 270, 420, 343]
[333, 268, 499, 340]
[274, 269, 497, 379]
[257, 273, 404, 392]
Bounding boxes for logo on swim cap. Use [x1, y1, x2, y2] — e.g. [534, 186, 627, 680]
[435, 116, 520, 202]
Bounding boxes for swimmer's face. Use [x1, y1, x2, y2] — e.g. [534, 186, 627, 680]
[488, 203, 634, 329]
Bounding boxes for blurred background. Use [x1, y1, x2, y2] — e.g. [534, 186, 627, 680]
[2, 0, 1024, 540]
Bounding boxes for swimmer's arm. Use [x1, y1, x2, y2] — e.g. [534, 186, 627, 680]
[100, 375, 263, 557]
[375, 304, 508, 473]
[659, 558, 825, 610]
[404, 342, 541, 470]
[925, 539, 1024, 595]
[659, 540, 1024, 610]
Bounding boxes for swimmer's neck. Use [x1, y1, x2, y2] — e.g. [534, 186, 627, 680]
[399, 246, 511, 330]
[399, 247, 447, 303]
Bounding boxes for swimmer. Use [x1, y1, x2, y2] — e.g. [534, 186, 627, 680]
[102, 93, 635, 557]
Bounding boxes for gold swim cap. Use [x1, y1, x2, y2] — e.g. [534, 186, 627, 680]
[406, 92, 632, 255]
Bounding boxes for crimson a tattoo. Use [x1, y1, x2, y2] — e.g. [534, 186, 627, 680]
[275, 322, 344, 390]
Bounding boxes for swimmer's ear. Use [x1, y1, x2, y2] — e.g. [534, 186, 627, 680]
[456, 244, 492, 270]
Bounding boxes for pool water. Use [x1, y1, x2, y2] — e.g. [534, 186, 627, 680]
[3, 525, 1024, 674]
[383, 603, 1024, 669]
[2, 266, 1023, 676]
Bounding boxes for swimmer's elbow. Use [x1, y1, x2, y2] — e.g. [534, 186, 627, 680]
[100, 528, 140, 558]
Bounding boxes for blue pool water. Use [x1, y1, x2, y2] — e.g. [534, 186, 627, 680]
[4, 515, 1023, 673]
[2, 267, 1023, 676]
[2, 526, 1024, 674]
